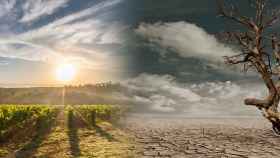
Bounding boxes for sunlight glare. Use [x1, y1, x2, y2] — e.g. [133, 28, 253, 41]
[56, 63, 77, 82]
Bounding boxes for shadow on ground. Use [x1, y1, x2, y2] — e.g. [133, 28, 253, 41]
[15, 115, 56, 158]
[92, 124, 117, 142]
[67, 110, 81, 157]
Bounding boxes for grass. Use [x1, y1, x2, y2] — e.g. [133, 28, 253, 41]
[67, 109, 81, 157]
[14, 112, 57, 157]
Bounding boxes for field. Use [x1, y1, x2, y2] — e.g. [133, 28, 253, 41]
[0, 104, 136, 158]
[3, 105, 280, 158]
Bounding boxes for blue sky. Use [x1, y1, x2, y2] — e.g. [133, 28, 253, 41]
[0, 0, 129, 85]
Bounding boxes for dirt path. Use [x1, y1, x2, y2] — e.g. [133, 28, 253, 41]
[2, 106, 136, 158]
[125, 115, 280, 158]
[28, 106, 72, 157]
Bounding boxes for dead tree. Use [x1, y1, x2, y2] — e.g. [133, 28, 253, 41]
[217, 0, 280, 135]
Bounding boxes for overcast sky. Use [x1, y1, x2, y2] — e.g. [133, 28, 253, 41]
[125, 0, 280, 82]
[118, 0, 280, 115]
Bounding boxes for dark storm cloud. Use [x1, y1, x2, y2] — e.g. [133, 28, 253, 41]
[124, 0, 280, 82]
[116, 0, 277, 115]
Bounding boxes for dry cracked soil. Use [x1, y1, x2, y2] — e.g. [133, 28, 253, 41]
[124, 114, 280, 158]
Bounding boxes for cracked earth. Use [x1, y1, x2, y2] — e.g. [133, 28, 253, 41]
[124, 115, 280, 158]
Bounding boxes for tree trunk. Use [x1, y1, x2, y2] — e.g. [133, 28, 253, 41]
[272, 121, 280, 135]
[244, 60, 280, 135]
[218, 0, 280, 135]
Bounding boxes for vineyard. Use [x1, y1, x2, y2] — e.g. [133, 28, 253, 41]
[71, 105, 127, 125]
[0, 104, 134, 157]
[0, 105, 57, 140]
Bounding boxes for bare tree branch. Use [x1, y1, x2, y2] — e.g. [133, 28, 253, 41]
[217, 0, 280, 134]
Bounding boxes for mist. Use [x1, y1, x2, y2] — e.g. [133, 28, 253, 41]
[117, 73, 266, 117]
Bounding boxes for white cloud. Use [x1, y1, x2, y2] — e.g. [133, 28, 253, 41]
[119, 74, 265, 116]
[20, 0, 69, 23]
[0, 0, 16, 18]
[135, 22, 239, 62]
[0, 61, 9, 66]
[38, 0, 124, 27]
[0, 0, 126, 71]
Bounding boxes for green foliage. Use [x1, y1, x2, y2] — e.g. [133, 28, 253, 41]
[0, 105, 57, 137]
[0, 104, 127, 139]
[72, 105, 127, 125]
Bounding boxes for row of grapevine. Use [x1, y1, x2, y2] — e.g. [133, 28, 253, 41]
[0, 105, 57, 139]
[70, 105, 127, 125]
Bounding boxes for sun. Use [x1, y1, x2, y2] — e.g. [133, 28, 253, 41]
[56, 63, 77, 82]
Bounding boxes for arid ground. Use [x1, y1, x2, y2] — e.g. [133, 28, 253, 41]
[124, 114, 280, 158]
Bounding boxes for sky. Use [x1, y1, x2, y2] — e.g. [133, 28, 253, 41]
[125, 0, 280, 82]
[0, 0, 129, 85]
[1, 0, 279, 85]
[1, 0, 280, 116]
[116, 0, 280, 116]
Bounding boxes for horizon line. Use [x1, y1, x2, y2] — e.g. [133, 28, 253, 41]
[0, 81, 116, 88]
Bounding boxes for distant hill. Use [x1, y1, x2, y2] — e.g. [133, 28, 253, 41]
[0, 84, 61, 88]
[0, 82, 127, 105]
